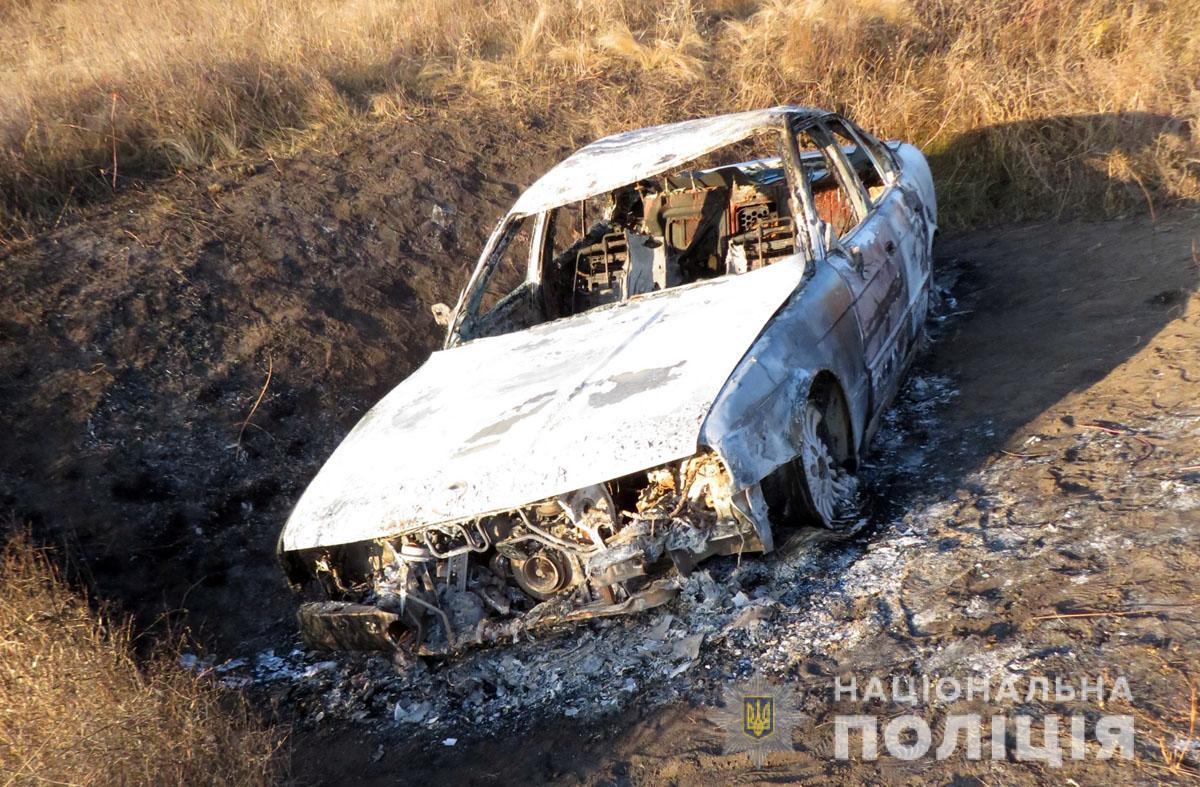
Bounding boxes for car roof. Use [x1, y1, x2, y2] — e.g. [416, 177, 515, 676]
[510, 105, 826, 217]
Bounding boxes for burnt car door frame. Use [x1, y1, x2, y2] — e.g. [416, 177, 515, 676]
[828, 116, 933, 436]
[446, 211, 552, 346]
[790, 113, 918, 442]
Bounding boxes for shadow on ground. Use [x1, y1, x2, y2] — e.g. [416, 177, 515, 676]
[927, 111, 1195, 227]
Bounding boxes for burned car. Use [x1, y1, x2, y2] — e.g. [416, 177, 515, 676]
[278, 106, 937, 655]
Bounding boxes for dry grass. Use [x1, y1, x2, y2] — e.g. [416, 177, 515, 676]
[0, 534, 283, 785]
[1, 0, 1199, 236]
[1128, 656, 1200, 779]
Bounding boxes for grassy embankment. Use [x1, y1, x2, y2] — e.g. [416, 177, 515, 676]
[0, 0, 1197, 237]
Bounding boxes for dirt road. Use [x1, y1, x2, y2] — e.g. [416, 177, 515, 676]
[2, 112, 1197, 783]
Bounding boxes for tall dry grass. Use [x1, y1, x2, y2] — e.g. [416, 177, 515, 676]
[1, 0, 1198, 235]
[0, 534, 283, 785]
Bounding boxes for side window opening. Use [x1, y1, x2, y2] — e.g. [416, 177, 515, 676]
[844, 119, 898, 187]
[472, 216, 533, 317]
[824, 118, 888, 205]
[797, 123, 867, 242]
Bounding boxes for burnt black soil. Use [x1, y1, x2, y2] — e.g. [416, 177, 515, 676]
[0, 111, 568, 652]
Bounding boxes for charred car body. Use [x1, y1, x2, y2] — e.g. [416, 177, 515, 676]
[279, 107, 937, 655]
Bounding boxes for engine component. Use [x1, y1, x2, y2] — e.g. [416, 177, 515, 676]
[511, 548, 573, 599]
[295, 453, 766, 655]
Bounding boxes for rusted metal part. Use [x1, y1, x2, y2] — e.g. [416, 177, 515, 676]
[298, 579, 681, 655]
[279, 106, 937, 655]
[298, 602, 404, 652]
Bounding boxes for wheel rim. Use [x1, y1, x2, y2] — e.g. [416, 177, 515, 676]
[799, 402, 856, 527]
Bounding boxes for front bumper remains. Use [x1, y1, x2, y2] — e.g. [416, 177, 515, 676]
[285, 452, 774, 655]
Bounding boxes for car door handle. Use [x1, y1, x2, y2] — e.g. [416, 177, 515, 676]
[849, 245, 865, 277]
[884, 240, 896, 255]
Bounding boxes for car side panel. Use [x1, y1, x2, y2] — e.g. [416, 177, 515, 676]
[706, 140, 936, 491]
[860, 145, 935, 437]
[868, 187, 920, 413]
[700, 259, 867, 491]
[826, 194, 909, 411]
[891, 143, 935, 339]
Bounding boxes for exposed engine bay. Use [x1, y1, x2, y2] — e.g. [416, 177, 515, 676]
[281, 452, 774, 655]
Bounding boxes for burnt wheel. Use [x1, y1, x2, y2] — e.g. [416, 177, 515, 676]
[761, 379, 861, 531]
[795, 383, 860, 530]
[797, 402, 849, 526]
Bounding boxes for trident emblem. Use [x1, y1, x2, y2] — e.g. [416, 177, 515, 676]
[743, 695, 774, 739]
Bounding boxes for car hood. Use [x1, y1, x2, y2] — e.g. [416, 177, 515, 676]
[280, 259, 806, 551]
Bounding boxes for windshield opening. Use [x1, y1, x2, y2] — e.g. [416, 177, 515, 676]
[454, 128, 811, 343]
[539, 130, 800, 322]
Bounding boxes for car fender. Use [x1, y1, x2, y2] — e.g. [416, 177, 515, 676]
[700, 260, 868, 492]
